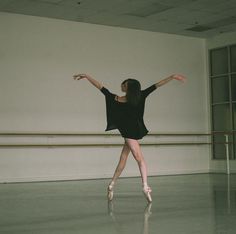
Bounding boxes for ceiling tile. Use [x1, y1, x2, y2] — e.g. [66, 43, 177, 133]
[0, 0, 15, 8]
[157, 0, 198, 7]
[0, 0, 236, 38]
[125, 3, 173, 17]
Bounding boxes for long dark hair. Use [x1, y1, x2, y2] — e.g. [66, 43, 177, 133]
[122, 79, 141, 106]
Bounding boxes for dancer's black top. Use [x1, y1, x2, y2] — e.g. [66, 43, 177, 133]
[100, 84, 157, 140]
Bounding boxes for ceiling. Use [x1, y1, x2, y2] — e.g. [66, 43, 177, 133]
[1, 0, 236, 38]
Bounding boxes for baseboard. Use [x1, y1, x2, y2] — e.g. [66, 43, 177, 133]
[0, 173, 111, 184]
[148, 169, 209, 176]
[209, 168, 236, 174]
[0, 169, 211, 184]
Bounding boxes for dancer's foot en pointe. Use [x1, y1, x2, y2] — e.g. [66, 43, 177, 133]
[143, 185, 152, 203]
[107, 181, 115, 201]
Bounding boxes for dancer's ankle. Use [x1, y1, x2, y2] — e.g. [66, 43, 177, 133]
[142, 183, 152, 203]
[143, 182, 148, 190]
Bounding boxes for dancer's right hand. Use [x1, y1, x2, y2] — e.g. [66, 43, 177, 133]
[73, 74, 87, 80]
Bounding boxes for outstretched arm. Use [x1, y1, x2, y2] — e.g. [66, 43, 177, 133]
[73, 73, 103, 90]
[155, 74, 186, 88]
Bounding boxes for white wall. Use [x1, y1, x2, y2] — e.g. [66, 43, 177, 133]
[0, 12, 210, 183]
[206, 31, 236, 174]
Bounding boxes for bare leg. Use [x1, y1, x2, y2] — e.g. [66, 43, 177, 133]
[111, 141, 130, 183]
[125, 138, 152, 202]
[125, 138, 148, 184]
[107, 141, 130, 201]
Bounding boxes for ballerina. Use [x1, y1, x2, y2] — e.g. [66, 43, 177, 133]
[73, 73, 186, 203]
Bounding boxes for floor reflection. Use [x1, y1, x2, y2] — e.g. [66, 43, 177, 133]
[1, 174, 236, 234]
[107, 201, 152, 234]
[213, 175, 236, 234]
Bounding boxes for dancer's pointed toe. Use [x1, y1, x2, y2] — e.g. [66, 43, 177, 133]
[143, 186, 152, 203]
[107, 184, 114, 201]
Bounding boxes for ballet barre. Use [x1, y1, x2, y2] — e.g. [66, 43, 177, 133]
[0, 132, 212, 136]
[0, 131, 233, 148]
[0, 131, 234, 174]
[0, 142, 213, 148]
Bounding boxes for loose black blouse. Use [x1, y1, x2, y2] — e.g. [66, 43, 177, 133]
[100, 84, 157, 140]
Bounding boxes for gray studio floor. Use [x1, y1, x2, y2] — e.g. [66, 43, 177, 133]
[0, 174, 235, 234]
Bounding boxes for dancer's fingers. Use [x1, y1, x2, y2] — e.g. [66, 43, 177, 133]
[73, 74, 86, 80]
[173, 74, 186, 82]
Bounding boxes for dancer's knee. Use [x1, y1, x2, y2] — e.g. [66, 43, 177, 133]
[133, 153, 142, 164]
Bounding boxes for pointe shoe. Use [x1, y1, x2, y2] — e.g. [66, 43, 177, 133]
[107, 184, 114, 201]
[143, 186, 152, 203]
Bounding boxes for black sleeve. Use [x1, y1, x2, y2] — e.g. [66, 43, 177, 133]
[100, 87, 115, 98]
[142, 84, 157, 98]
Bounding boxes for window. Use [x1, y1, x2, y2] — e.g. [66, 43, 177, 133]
[212, 104, 231, 131]
[209, 44, 236, 159]
[210, 47, 228, 76]
[232, 75, 236, 101]
[211, 76, 229, 103]
[230, 45, 236, 72]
